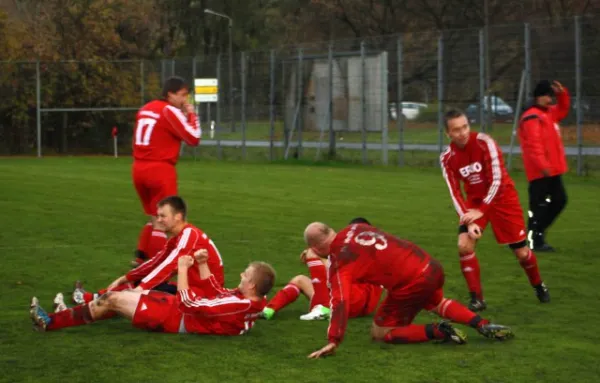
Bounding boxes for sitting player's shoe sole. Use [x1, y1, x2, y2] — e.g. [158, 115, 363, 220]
[72, 281, 86, 305]
[437, 321, 467, 344]
[299, 304, 331, 321]
[477, 323, 514, 340]
[30, 297, 51, 332]
[53, 293, 68, 313]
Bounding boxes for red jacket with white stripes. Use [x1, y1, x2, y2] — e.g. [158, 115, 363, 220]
[440, 132, 515, 217]
[132, 99, 201, 165]
[518, 89, 570, 181]
[326, 224, 432, 346]
[177, 275, 266, 335]
[126, 223, 225, 290]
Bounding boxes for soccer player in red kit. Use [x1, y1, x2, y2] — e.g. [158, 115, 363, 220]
[132, 76, 202, 266]
[439, 109, 550, 312]
[30, 251, 275, 336]
[304, 222, 513, 359]
[71, 196, 224, 305]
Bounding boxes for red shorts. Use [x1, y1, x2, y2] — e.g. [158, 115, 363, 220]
[131, 291, 182, 333]
[464, 190, 527, 245]
[349, 284, 384, 318]
[132, 161, 178, 215]
[374, 260, 445, 327]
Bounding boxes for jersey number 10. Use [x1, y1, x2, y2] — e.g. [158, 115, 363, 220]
[135, 118, 158, 146]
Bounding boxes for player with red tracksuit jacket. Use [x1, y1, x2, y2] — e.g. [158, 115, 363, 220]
[518, 80, 570, 252]
[131, 76, 202, 267]
[440, 109, 550, 312]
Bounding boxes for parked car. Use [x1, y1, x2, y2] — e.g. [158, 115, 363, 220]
[466, 96, 514, 123]
[389, 102, 428, 121]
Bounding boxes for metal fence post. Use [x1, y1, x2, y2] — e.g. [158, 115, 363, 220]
[397, 35, 404, 167]
[328, 43, 335, 159]
[140, 60, 145, 105]
[269, 50, 276, 161]
[192, 56, 198, 160]
[479, 29, 486, 132]
[524, 23, 531, 102]
[508, 70, 526, 171]
[216, 54, 222, 160]
[36, 60, 42, 158]
[575, 15, 583, 176]
[297, 47, 303, 159]
[361, 40, 367, 164]
[241, 51, 247, 160]
[381, 51, 389, 165]
[437, 34, 444, 156]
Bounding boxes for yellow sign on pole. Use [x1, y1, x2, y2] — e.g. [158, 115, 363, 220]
[194, 78, 218, 102]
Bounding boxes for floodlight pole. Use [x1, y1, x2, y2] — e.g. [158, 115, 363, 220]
[204, 8, 235, 133]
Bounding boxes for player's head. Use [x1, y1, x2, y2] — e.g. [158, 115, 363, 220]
[533, 80, 555, 107]
[239, 261, 276, 297]
[161, 76, 189, 108]
[444, 109, 470, 148]
[156, 196, 187, 233]
[304, 222, 336, 258]
[349, 217, 371, 225]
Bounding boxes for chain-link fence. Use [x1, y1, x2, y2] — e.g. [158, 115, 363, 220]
[2, 15, 599, 174]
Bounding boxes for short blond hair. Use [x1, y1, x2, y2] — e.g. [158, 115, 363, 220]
[249, 262, 276, 296]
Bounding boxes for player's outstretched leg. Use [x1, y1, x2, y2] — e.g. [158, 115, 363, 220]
[511, 243, 550, 303]
[260, 282, 302, 320]
[375, 322, 467, 345]
[72, 280, 135, 305]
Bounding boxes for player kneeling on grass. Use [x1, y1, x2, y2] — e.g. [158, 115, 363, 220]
[30, 250, 275, 336]
[303, 222, 514, 359]
[261, 217, 382, 321]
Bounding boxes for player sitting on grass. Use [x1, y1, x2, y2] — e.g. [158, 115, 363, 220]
[30, 250, 275, 336]
[69, 196, 225, 306]
[261, 217, 382, 321]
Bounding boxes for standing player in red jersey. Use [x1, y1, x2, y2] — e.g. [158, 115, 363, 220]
[131, 76, 202, 267]
[439, 109, 550, 312]
[304, 222, 513, 359]
[30, 251, 275, 336]
[261, 218, 382, 321]
[69, 196, 224, 305]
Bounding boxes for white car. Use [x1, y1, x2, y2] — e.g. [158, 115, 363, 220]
[389, 102, 428, 121]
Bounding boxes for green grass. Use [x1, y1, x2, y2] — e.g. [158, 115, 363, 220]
[1, 157, 600, 383]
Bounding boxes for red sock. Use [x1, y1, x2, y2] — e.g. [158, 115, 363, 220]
[267, 284, 300, 312]
[519, 249, 542, 286]
[436, 298, 482, 326]
[306, 259, 329, 309]
[384, 324, 444, 344]
[83, 283, 134, 304]
[147, 230, 167, 258]
[136, 223, 153, 258]
[46, 304, 116, 331]
[459, 252, 483, 300]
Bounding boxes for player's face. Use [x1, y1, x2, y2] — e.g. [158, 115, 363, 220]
[537, 95, 553, 107]
[310, 244, 330, 258]
[446, 115, 470, 148]
[156, 205, 181, 233]
[167, 88, 189, 108]
[238, 266, 255, 293]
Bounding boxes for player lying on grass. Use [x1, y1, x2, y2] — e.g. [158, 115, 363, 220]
[30, 250, 275, 336]
[440, 109, 550, 311]
[304, 222, 514, 359]
[69, 196, 225, 306]
[261, 217, 382, 321]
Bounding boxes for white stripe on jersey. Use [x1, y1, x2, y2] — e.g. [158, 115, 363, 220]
[165, 105, 201, 138]
[141, 227, 191, 284]
[477, 133, 502, 204]
[440, 148, 466, 216]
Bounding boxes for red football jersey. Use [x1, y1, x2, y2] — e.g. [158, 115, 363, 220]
[177, 274, 266, 335]
[132, 100, 201, 164]
[440, 131, 515, 217]
[126, 223, 225, 290]
[327, 224, 432, 345]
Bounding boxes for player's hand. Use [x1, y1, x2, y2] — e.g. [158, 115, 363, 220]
[467, 223, 482, 240]
[308, 343, 337, 359]
[551, 80, 564, 93]
[183, 103, 195, 116]
[300, 248, 319, 263]
[194, 249, 209, 264]
[107, 276, 127, 290]
[178, 255, 195, 269]
[541, 168, 551, 177]
[461, 209, 484, 225]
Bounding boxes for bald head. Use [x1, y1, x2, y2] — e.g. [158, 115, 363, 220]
[304, 222, 336, 258]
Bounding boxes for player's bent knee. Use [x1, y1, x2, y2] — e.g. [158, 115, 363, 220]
[458, 236, 475, 254]
[289, 275, 310, 286]
[509, 240, 529, 260]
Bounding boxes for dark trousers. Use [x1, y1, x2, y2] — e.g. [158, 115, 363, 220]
[527, 175, 568, 240]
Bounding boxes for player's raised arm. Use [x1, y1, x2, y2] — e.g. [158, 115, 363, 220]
[550, 81, 570, 122]
[163, 104, 201, 146]
[440, 150, 468, 218]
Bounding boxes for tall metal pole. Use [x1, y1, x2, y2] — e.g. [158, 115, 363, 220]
[508, 70, 526, 171]
[484, 0, 492, 132]
[479, 29, 485, 131]
[216, 54, 222, 160]
[297, 48, 303, 159]
[241, 51, 247, 160]
[269, 50, 276, 161]
[328, 43, 335, 159]
[361, 41, 367, 164]
[437, 34, 444, 155]
[140, 60, 145, 105]
[381, 51, 389, 166]
[524, 23, 532, 102]
[397, 36, 404, 167]
[36, 60, 42, 158]
[575, 16, 583, 176]
[228, 20, 234, 133]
